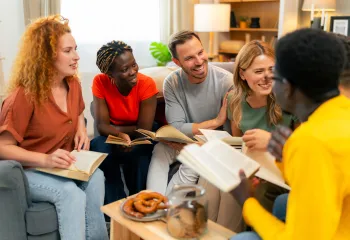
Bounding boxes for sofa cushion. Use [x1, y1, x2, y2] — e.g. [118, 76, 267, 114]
[139, 66, 178, 98]
[26, 202, 58, 236]
[0, 160, 30, 240]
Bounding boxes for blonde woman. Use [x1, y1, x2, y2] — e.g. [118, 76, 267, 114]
[0, 16, 107, 239]
[228, 40, 297, 151]
[227, 40, 297, 212]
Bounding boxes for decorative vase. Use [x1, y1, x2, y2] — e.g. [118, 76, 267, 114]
[230, 11, 237, 28]
[250, 17, 260, 28]
[240, 21, 247, 29]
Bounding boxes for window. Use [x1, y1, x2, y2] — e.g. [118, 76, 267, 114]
[61, 0, 160, 70]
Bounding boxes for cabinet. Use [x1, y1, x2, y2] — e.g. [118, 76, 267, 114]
[219, 0, 280, 61]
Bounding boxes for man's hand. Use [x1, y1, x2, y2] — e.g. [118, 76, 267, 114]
[43, 149, 76, 169]
[74, 127, 90, 151]
[162, 140, 187, 151]
[242, 129, 271, 151]
[230, 170, 259, 207]
[214, 92, 229, 127]
[267, 125, 292, 161]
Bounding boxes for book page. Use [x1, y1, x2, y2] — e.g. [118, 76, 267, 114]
[201, 140, 260, 178]
[69, 150, 106, 174]
[131, 140, 152, 146]
[199, 129, 242, 146]
[221, 137, 243, 146]
[178, 140, 260, 192]
[194, 135, 207, 143]
[199, 129, 232, 141]
[156, 125, 196, 143]
[131, 137, 151, 143]
[244, 148, 290, 190]
[135, 129, 156, 139]
[106, 135, 127, 143]
[178, 144, 237, 192]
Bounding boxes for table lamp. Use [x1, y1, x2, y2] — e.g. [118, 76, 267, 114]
[194, 4, 230, 60]
[302, 0, 336, 30]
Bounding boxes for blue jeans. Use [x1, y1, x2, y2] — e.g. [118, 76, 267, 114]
[272, 193, 288, 222]
[25, 169, 108, 240]
[90, 136, 153, 204]
[230, 193, 289, 240]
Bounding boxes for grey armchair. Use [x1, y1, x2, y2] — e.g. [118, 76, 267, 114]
[0, 160, 59, 240]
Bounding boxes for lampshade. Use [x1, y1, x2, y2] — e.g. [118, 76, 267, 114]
[194, 4, 231, 32]
[302, 0, 336, 11]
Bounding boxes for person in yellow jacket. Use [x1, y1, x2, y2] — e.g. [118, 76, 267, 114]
[230, 28, 350, 240]
[265, 32, 350, 229]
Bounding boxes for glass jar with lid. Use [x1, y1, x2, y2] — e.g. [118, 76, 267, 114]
[166, 184, 208, 239]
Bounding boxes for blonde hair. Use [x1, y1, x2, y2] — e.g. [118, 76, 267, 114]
[8, 15, 75, 104]
[229, 40, 282, 128]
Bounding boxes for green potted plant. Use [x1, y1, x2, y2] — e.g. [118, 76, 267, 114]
[239, 16, 249, 29]
[149, 42, 172, 66]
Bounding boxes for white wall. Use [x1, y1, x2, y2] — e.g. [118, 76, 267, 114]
[0, 0, 24, 86]
[278, 0, 301, 37]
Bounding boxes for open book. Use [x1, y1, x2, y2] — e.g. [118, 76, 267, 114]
[177, 140, 260, 192]
[136, 125, 196, 144]
[105, 135, 152, 147]
[243, 146, 290, 190]
[36, 150, 108, 181]
[194, 129, 243, 148]
[177, 140, 289, 192]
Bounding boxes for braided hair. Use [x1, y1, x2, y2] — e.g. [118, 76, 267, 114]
[96, 40, 132, 74]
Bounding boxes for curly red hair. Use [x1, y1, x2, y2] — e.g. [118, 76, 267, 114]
[8, 15, 76, 103]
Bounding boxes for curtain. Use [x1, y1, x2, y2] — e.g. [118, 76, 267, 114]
[160, 0, 199, 44]
[23, 0, 61, 25]
[0, 55, 5, 108]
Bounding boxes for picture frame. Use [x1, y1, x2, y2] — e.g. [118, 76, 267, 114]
[330, 16, 350, 36]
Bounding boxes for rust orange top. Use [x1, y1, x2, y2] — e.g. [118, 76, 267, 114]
[0, 79, 85, 154]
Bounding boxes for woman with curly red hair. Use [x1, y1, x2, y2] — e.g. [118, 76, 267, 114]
[0, 15, 107, 239]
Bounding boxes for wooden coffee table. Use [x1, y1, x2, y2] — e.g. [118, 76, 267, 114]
[101, 196, 236, 240]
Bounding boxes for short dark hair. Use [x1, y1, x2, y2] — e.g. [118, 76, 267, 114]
[334, 34, 350, 88]
[275, 28, 345, 102]
[96, 40, 132, 74]
[168, 30, 201, 59]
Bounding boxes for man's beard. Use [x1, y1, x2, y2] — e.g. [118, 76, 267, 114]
[184, 60, 208, 79]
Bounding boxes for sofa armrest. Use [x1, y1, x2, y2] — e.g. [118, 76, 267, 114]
[0, 160, 31, 239]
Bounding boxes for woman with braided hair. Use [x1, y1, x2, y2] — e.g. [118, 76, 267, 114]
[90, 40, 158, 204]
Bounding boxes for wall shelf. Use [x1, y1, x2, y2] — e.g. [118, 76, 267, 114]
[219, 49, 239, 54]
[230, 28, 278, 32]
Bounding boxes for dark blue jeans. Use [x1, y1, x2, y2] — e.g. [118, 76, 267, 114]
[90, 136, 154, 204]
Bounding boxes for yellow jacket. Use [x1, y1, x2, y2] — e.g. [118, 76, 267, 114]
[243, 95, 350, 240]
